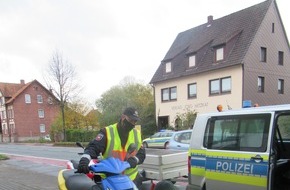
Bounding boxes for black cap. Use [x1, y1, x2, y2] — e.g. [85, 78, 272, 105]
[123, 107, 140, 121]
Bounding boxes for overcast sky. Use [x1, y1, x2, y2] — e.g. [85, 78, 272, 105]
[0, 0, 289, 106]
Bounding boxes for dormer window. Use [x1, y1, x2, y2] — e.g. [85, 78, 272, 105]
[189, 55, 196, 67]
[215, 47, 224, 61]
[165, 62, 171, 73]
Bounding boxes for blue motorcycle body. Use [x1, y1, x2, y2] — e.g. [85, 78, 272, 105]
[58, 157, 137, 190]
[90, 157, 137, 190]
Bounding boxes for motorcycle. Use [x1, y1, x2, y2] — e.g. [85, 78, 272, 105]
[58, 142, 138, 190]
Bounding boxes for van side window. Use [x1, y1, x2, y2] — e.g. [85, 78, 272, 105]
[204, 114, 270, 152]
[275, 114, 290, 158]
[277, 114, 290, 140]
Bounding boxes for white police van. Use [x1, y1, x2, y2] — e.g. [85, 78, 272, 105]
[187, 104, 290, 190]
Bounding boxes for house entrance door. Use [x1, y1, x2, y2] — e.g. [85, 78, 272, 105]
[158, 116, 169, 131]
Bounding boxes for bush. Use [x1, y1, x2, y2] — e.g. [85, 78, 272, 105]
[0, 154, 9, 160]
[65, 129, 99, 142]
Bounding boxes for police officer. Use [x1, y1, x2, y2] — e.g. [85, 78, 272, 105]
[77, 107, 146, 188]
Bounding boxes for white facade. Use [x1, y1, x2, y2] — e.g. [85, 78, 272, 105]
[154, 65, 243, 127]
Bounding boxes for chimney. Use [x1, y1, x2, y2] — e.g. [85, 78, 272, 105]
[207, 15, 213, 24]
[20, 79, 25, 85]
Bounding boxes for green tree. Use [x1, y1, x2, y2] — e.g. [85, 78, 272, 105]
[64, 103, 85, 129]
[50, 98, 101, 141]
[62, 98, 99, 130]
[95, 77, 156, 137]
[85, 109, 101, 130]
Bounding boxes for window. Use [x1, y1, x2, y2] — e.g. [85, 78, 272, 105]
[165, 62, 171, 73]
[277, 114, 290, 140]
[188, 83, 197, 99]
[38, 109, 44, 118]
[210, 79, 220, 95]
[47, 97, 53, 104]
[25, 94, 31, 104]
[278, 51, 284, 65]
[215, 47, 224, 61]
[161, 132, 173, 137]
[161, 87, 177, 101]
[278, 79, 284, 94]
[3, 124, 7, 135]
[260, 47, 267, 62]
[221, 77, 231, 93]
[7, 109, 14, 119]
[189, 55, 196, 67]
[37, 95, 43, 103]
[258, 76, 265, 92]
[10, 123, 15, 134]
[174, 131, 192, 144]
[162, 89, 169, 101]
[40, 124, 46, 133]
[152, 133, 161, 138]
[272, 23, 275, 33]
[1, 111, 6, 119]
[170, 87, 177, 100]
[204, 114, 270, 152]
[0, 97, 3, 105]
[209, 77, 231, 95]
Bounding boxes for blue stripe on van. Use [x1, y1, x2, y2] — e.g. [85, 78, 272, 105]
[191, 156, 268, 176]
[191, 158, 206, 167]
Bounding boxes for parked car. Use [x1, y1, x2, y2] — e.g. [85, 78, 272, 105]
[168, 130, 192, 150]
[44, 134, 51, 141]
[142, 130, 174, 149]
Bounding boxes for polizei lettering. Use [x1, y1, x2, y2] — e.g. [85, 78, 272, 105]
[216, 161, 254, 174]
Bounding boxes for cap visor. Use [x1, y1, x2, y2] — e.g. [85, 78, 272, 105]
[129, 115, 141, 121]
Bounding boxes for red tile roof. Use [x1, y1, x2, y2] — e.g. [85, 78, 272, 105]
[0, 80, 58, 104]
[0, 82, 28, 98]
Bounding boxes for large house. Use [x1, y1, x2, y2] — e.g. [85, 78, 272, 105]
[150, 0, 290, 129]
[0, 79, 59, 142]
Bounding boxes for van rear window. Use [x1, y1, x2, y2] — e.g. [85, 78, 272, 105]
[203, 114, 271, 152]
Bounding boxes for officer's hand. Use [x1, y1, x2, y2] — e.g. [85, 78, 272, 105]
[127, 156, 138, 168]
[76, 157, 90, 174]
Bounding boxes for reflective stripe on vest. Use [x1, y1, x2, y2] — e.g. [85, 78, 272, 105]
[103, 123, 141, 180]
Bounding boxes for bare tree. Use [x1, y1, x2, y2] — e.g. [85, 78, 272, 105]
[44, 50, 81, 141]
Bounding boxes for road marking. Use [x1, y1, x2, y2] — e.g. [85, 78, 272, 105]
[1, 153, 68, 167]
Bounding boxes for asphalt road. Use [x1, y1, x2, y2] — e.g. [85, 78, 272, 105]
[0, 143, 82, 160]
[0, 143, 187, 190]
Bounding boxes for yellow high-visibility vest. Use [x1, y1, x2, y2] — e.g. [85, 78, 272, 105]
[103, 123, 141, 180]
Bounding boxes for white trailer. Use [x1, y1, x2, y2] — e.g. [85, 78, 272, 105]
[139, 148, 188, 181]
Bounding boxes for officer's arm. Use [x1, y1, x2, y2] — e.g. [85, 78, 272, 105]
[135, 146, 146, 164]
[83, 129, 107, 159]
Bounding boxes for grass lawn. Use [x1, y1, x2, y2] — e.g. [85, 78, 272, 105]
[0, 154, 9, 160]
